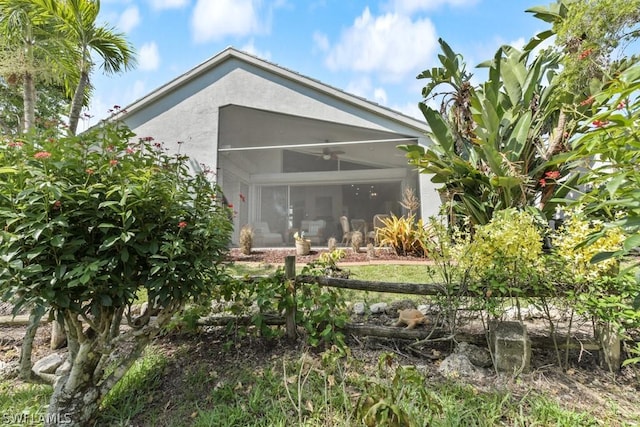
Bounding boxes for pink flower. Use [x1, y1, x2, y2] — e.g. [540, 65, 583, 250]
[617, 100, 627, 110]
[545, 170, 561, 180]
[126, 147, 135, 154]
[34, 151, 51, 159]
[239, 193, 246, 202]
[86, 168, 94, 175]
[592, 119, 608, 128]
[109, 159, 118, 166]
[539, 178, 547, 188]
[178, 221, 187, 229]
[8, 141, 24, 148]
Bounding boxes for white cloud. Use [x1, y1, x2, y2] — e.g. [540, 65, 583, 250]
[191, 0, 264, 43]
[384, 0, 479, 14]
[313, 31, 329, 52]
[239, 39, 271, 60]
[148, 0, 189, 10]
[118, 6, 140, 32]
[345, 76, 372, 99]
[325, 8, 438, 82]
[373, 88, 388, 105]
[139, 42, 161, 71]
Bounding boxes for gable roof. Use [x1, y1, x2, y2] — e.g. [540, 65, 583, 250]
[121, 47, 428, 134]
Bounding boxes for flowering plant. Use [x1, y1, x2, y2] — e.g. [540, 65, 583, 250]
[0, 119, 233, 422]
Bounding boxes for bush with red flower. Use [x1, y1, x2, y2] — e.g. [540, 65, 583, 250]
[0, 120, 232, 424]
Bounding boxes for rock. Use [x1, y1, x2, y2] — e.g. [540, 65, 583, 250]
[0, 360, 19, 380]
[55, 359, 71, 376]
[388, 299, 416, 312]
[369, 302, 388, 314]
[33, 353, 65, 375]
[455, 342, 493, 368]
[490, 321, 531, 374]
[352, 302, 366, 315]
[417, 304, 439, 315]
[438, 353, 485, 379]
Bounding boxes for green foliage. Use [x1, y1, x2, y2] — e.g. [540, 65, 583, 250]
[376, 213, 430, 257]
[460, 209, 547, 298]
[354, 353, 442, 426]
[0, 119, 233, 315]
[403, 39, 580, 228]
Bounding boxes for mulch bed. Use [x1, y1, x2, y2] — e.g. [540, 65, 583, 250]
[227, 247, 430, 265]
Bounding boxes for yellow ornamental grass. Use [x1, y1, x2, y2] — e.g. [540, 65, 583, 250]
[552, 207, 625, 283]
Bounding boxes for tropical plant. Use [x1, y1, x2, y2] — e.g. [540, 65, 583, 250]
[401, 38, 581, 229]
[0, 0, 62, 133]
[32, 0, 137, 135]
[0, 119, 232, 425]
[377, 213, 430, 257]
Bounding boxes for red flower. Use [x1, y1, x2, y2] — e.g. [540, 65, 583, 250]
[228, 203, 234, 209]
[579, 48, 593, 60]
[617, 100, 627, 110]
[239, 193, 246, 202]
[545, 170, 561, 180]
[539, 178, 547, 188]
[592, 119, 608, 128]
[109, 159, 118, 166]
[126, 147, 135, 154]
[178, 221, 187, 229]
[85, 168, 94, 175]
[34, 151, 51, 159]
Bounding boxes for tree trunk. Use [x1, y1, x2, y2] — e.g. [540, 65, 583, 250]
[67, 70, 89, 136]
[19, 307, 43, 380]
[22, 71, 35, 133]
[46, 340, 102, 427]
[50, 320, 67, 350]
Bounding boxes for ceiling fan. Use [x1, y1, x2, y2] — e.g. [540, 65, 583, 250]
[317, 147, 345, 160]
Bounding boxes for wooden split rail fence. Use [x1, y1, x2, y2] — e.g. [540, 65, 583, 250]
[214, 256, 624, 371]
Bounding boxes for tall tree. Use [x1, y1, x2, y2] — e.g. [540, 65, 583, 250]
[36, 0, 136, 135]
[0, 0, 59, 133]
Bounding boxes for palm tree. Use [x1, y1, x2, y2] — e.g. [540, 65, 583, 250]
[38, 0, 136, 135]
[0, 0, 58, 133]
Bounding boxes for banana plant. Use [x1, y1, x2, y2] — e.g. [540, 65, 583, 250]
[402, 39, 580, 227]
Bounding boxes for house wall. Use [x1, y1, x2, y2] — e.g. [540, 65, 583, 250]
[121, 52, 441, 228]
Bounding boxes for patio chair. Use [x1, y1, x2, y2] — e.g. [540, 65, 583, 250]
[251, 222, 283, 247]
[367, 214, 389, 244]
[339, 216, 353, 246]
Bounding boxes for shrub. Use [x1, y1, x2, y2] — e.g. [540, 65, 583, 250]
[0, 120, 233, 424]
[239, 224, 253, 255]
[377, 214, 430, 257]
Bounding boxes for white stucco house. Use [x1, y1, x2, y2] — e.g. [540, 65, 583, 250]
[116, 47, 439, 245]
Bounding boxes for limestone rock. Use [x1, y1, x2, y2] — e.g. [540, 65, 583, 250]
[455, 342, 492, 368]
[369, 302, 388, 314]
[352, 302, 366, 315]
[438, 353, 485, 379]
[33, 353, 65, 375]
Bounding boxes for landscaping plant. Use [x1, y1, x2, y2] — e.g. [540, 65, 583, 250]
[0, 119, 232, 425]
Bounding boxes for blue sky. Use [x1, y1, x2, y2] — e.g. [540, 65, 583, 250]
[85, 0, 550, 129]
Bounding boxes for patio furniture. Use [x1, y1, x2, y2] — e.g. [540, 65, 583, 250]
[339, 216, 353, 246]
[300, 219, 326, 244]
[251, 222, 284, 247]
[350, 218, 367, 234]
[367, 214, 389, 244]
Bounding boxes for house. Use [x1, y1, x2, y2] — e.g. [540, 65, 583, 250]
[117, 47, 439, 245]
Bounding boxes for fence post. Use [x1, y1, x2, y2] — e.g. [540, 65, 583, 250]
[284, 256, 297, 340]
